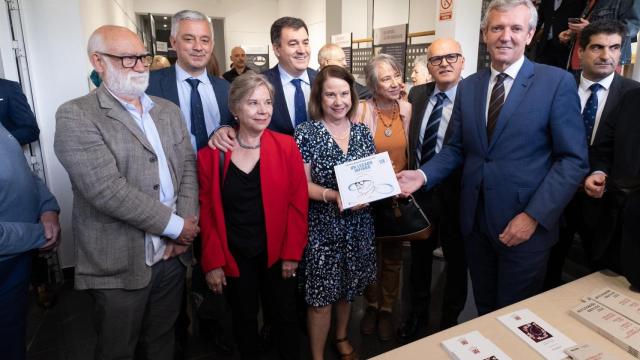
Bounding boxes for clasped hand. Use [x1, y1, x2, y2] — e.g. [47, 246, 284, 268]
[176, 215, 199, 245]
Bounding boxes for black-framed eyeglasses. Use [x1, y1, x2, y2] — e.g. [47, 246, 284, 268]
[97, 52, 153, 68]
[428, 53, 462, 66]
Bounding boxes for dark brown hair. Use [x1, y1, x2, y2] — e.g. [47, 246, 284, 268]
[308, 65, 358, 121]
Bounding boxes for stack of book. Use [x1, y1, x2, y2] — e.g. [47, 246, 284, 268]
[570, 287, 640, 359]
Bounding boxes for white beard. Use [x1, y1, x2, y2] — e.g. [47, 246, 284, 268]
[102, 59, 149, 98]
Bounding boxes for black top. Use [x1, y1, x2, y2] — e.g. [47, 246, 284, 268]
[222, 160, 267, 258]
[222, 67, 253, 83]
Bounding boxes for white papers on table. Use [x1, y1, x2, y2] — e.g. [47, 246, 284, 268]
[333, 151, 400, 209]
[585, 287, 640, 326]
[441, 330, 512, 360]
[564, 343, 616, 360]
[497, 308, 576, 360]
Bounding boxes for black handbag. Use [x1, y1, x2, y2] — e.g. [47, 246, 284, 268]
[373, 195, 432, 241]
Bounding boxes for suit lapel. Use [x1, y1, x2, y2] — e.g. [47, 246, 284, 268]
[97, 86, 155, 154]
[269, 66, 294, 133]
[408, 84, 434, 169]
[600, 73, 621, 126]
[475, 69, 491, 150]
[162, 66, 180, 107]
[488, 59, 534, 151]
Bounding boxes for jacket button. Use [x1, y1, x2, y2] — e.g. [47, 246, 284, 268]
[153, 184, 159, 190]
[150, 156, 157, 163]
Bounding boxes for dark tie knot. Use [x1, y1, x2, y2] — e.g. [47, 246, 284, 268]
[291, 78, 302, 87]
[186, 78, 200, 90]
[496, 73, 508, 84]
[589, 83, 602, 93]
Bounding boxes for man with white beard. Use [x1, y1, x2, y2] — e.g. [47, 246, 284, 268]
[54, 25, 199, 360]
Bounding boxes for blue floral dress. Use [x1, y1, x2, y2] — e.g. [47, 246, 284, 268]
[294, 120, 376, 307]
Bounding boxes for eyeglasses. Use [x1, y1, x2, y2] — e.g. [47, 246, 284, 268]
[97, 52, 153, 68]
[427, 53, 462, 66]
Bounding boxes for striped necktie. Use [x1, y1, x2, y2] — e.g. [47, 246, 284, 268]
[419, 92, 447, 165]
[487, 73, 508, 141]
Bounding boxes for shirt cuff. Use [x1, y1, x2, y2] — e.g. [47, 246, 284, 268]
[418, 169, 428, 186]
[162, 214, 184, 240]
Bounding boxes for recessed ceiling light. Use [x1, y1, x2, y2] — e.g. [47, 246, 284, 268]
[163, 24, 167, 27]
[163, 17, 168, 20]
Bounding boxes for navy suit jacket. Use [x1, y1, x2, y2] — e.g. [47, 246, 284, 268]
[146, 66, 233, 130]
[0, 79, 39, 145]
[422, 58, 589, 251]
[262, 65, 317, 136]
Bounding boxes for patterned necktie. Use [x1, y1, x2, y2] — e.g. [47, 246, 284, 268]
[419, 92, 448, 166]
[186, 78, 208, 150]
[487, 73, 508, 141]
[582, 82, 602, 144]
[291, 78, 307, 126]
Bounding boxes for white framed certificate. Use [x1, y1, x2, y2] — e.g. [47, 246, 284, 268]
[334, 151, 400, 209]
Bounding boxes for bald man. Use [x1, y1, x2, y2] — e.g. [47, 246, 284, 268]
[398, 38, 467, 342]
[223, 46, 253, 82]
[54, 25, 198, 360]
[317, 43, 372, 100]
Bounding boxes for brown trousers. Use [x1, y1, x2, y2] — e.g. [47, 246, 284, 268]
[364, 240, 403, 312]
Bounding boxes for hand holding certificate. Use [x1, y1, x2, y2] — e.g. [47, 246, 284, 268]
[334, 151, 401, 210]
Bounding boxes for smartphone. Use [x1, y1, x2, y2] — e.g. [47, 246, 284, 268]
[568, 17, 582, 24]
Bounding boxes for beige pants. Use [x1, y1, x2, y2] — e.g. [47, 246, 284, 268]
[364, 240, 403, 312]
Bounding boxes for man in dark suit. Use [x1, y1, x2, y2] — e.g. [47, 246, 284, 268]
[585, 86, 640, 289]
[0, 78, 39, 145]
[211, 17, 317, 150]
[545, 20, 640, 289]
[146, 10, 232, 153]
[534, 0, 586, 68]
[396, 38, 467, 343]
[398, 0, 588, 315]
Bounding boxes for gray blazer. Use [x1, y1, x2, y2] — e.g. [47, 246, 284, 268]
[54, 85, 198, 290]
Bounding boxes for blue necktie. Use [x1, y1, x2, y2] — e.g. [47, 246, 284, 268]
[419, 92, 448, 166]
[582, 83, 602, 144]
[186, 78, 208, 150]
[291, 78, 307, 126]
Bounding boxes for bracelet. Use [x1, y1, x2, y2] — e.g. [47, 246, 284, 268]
[322, 188, 330, 203]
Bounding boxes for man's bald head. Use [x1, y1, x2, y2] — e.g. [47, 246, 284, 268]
[87, 25, 144, 57]
[426, 38, 464, 92]
[318, 44, 347, 68]
[230, 46, 246, 69]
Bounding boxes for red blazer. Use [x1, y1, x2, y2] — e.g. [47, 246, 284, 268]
[198, 129, 309, 277]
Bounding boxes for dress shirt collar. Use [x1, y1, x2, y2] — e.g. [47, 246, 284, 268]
[278, 64, 310, 86]
[175, 63, 211, 86]
[490, 55, 525, 81]
[580, 71, 614, 92]
[433, 83, 459, 103]
[105, 86, 155, 113]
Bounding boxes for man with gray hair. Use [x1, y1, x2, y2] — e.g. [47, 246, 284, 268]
[147, 9, 232, 152]
[397, 0, 588, 314]
[55, 25, 199, 359]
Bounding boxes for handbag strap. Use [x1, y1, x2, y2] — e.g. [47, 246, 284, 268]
[218, 150, 225, 188]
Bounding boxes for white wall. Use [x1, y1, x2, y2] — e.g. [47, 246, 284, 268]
[19, 0, 92, 267]
[373, 0, 409, 29]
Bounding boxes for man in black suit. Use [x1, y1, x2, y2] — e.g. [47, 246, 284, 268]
[544, 20, 640, 289]
[534, 0, 586, 68]
[0, 78, 39, 145]
[211, 17, 317, 150]
[397, 38, 467, 343]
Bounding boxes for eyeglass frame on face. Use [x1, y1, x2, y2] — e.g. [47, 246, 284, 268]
[427, 53, 462, 66]
[97, 52, 153, 68]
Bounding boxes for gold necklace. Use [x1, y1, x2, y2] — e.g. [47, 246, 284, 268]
[374, 99, 399, 137]
[323, 120, 350, 140]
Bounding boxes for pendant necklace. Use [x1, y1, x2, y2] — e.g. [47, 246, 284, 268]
[374, 99, 398, 137]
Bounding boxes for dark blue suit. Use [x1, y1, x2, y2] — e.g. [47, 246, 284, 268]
[146, 66, 233, 129]
[422, 58, 589, 313]
[0, 78, 39, 145]
[262, 65, 317, 136]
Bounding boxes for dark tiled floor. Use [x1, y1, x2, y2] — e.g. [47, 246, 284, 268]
[26, 241, 589, 359]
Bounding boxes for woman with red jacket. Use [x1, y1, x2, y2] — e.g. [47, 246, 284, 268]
[198, 73, 308, 360]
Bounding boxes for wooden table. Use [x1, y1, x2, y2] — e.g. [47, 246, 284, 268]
[373, 271, 639, 359]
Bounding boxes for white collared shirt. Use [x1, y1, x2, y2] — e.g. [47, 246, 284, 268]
[278, 64, 311, 126]
[485, 56, 526, 122]
[417, 84, 459, 163]
[579, 72, 614, 145]
[106, 87, 184, 266]
[175, 63, 221, 153]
